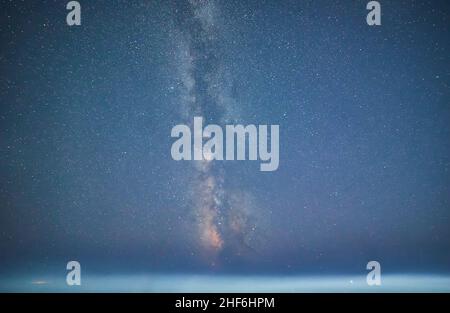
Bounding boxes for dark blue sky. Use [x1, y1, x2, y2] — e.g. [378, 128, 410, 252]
[0, 0, 449, 276]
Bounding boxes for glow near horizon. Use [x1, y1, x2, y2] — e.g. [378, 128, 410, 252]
[1, 274, 450, 292]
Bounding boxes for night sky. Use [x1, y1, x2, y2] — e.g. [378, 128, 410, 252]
[0, 0, 449, 283]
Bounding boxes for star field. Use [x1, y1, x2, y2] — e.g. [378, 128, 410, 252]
[0, 0, 449, 276]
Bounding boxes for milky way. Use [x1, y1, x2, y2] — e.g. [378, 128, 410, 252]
[169, 0, 259, 262]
